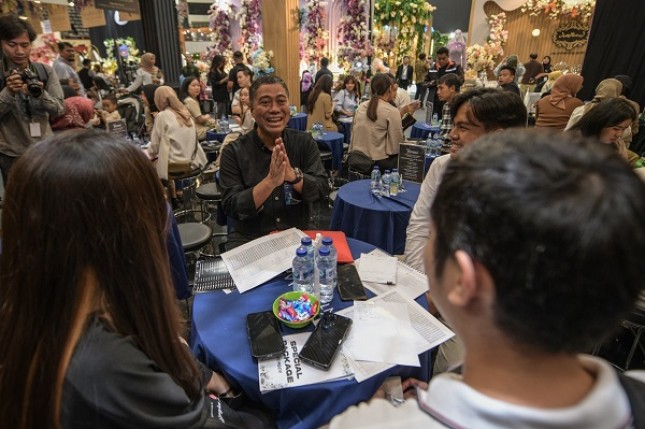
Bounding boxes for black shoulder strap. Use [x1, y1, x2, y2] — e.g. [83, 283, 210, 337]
[617, 371, 645, 428]
[32, 62, 48, 86]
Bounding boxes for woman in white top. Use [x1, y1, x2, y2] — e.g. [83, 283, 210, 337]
[125, 53, 164, 94]
[148, 86, 207, 182]
[181, 76, 217, 141]
[333, 75, 361, 120]
[232, 86, 254, 132]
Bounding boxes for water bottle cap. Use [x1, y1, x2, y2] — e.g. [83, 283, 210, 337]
[374, 165, 380, 169]
[392, 168, 398, 172]
[384, 170, 390, 174]
[318, 246, 330, 256]
[296, 247, 308, 257]
[322, 236, 333, 245]
[301, 237, 312, 246]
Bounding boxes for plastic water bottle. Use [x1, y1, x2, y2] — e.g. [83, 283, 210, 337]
[321, 236, 337, 268]
[370, 165, 381, 194]
[317, 245, 336, 304]
[300, 236, 315, 261]
[219, 114, 229, 132]
[292, 247, 315, 295]
[381, 170, 391, 197]
[432, 112, 439, 126]
[390, 168, 400, 196]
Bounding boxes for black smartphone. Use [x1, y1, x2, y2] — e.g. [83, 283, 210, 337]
[246, 311, 285, 359]
[337, 264, 368, 301]
[299, 313, 352, 371]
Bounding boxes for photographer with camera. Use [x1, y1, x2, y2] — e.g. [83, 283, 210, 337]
[0, 14, 64, 184]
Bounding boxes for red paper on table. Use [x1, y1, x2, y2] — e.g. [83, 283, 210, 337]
[303, 230, 353, 264]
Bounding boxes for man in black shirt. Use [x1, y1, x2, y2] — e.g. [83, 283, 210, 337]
[228, 51, 250, 95]
[424, 47, 464, 117]
[220, 75, 329, 248]
[498, 66, 520, 97]
[314, 57, 333, 83]
[78, 58, 95, 92]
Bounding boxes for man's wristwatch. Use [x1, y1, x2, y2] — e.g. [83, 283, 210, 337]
[286, 167, 303, 185]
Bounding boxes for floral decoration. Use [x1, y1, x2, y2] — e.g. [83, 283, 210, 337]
[235, 0, 263, 59]
[176, 0, 189, 28]
[29, 33, 59, 66]
[521, 0, 595, 22]
[251, 46, 274, 76]
[466, 12, 507, 71]
[373, 0, 435, 65]
[301, 0, 329, 63]
[336, 0, 372, 70]
[104, 37, 140, 61]
[205, 1, 236, 61]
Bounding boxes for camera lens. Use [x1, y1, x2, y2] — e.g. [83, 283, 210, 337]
[27, 84, 43, 98]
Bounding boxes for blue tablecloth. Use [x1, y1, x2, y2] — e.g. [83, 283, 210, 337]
[288, 113, 307, 131]
[315, 131, 344, 170]
[410, 122, 441, 140]
[329, 180, 420, 255]
[206, 129, 231, 143]
[190, 238, 430, 429]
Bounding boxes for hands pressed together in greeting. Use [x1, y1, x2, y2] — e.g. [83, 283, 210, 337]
[266, 138, 297, 188]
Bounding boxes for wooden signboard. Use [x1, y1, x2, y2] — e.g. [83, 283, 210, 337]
[94, 0, 139, 14]
[26, 9, 42, 35]
[47, 4, 71, 32]
[553, 24, 589, 50]
[398, 143, 427, 184]
[119, 11, 141, 21]
[107, 118, 129, 139]
[80, 5, 107, 28]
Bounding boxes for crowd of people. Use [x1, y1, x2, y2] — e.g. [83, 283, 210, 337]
[2, 9, 645, 429]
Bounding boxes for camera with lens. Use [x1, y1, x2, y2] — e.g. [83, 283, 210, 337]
[19, 69, 43, 98]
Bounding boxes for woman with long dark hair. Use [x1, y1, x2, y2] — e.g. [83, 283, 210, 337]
[570, 98, 643, 168]
[306, 74, 337, 131]
[0, 129, 273, 428]
[333, 75, 361, 120]
[349, 74, 404, 171]
[181, 76, 217, 141]
[208, 54, 230, 118]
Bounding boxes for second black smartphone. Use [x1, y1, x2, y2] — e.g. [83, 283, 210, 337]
[246, 311, 285, 359]
[337, 264, 368, 301]
[299, 312, 352, 370]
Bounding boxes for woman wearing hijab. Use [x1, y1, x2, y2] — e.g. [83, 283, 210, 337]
[535, 74, 583, 130]
[148, 86, 207, 182]
[565, 78, 623, 131]
[124, 52, 165, 94]
[51, 96, 96, 131]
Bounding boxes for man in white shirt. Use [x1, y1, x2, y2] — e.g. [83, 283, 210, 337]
[405, 88, 527, 372]
[330, 130, 645, 428]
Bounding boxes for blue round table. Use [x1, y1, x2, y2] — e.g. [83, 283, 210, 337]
[206, 129, 231, 143]
[287, 112, 307, 131]
[410, 122, 441, 140]
[330, 180, 421, 255]
[190, 237, 430, 429]
[315, 131, 344, 171]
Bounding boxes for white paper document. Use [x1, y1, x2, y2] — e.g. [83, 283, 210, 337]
[221, 228, 307, 293]
[343, 301, 423, 367]
[356, 252, 429, 300]
[357, 253, 398, 284]
[338, 289, 454, 383]
[258, 331, 354, 393]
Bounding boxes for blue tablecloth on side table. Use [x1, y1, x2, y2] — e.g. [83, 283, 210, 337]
[315, 131, 344, 170]
[206, 129, 231, 143]
[191, 237, 430, 429]
[339, 117, 353, 144]
[410, 122, 441, 140]
[288, 112, 307, 131]
[329, 179, 421, 255]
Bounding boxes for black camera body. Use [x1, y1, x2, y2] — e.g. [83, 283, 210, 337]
[19, 69, 43, 98]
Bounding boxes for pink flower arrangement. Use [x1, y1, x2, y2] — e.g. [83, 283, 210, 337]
[301, 0, 329, 63]
[466, 12, 507, 71]
[336, 0, 372, 69]
[521, 0, 595, 22]
[236, 0, 263, 59]
[206, 2, 236, 61]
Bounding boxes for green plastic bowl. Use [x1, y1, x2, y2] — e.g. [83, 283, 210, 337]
[273, 291, 320, 329]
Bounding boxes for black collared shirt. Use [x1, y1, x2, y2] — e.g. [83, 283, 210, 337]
[220, 128, 329, 247]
